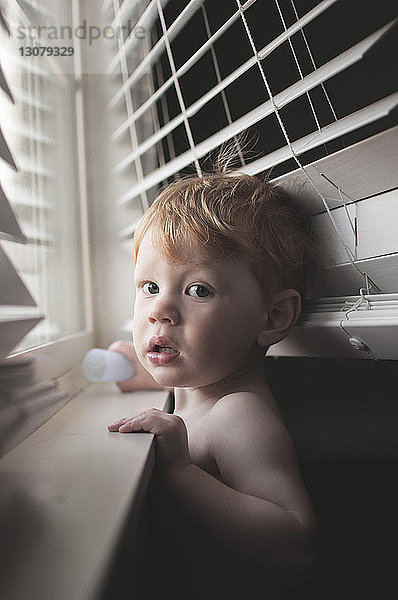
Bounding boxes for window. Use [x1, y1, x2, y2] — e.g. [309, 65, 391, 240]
[0, 0, 91, 359]
[105, 0, 398, 360]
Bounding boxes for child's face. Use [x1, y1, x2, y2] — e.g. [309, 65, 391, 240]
[132, 229, 269, 389]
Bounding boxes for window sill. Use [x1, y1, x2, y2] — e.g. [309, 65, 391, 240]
[0, 381, 170, 600]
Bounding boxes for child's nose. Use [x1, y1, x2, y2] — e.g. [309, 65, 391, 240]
[148, 299, 179, 325]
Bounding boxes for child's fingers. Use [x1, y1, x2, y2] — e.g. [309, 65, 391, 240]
[116, 409, 162, 432]
[108, 410, 190, 468]
[108, 417, 130, 431]
[108, 409, 166, 434]
[118, 418, 143, 432]
[108, 410, 156, 432]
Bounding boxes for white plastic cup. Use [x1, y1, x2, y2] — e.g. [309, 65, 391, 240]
[82, 348, 135, 382]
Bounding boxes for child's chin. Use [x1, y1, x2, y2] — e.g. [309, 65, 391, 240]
[149, 369, 178, 388]
[152, 371, 194, 390]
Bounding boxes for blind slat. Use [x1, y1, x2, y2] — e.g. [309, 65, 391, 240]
[0, 64, 14, 103]
[0, 5, 10, 35]
[16, 0, 51, 17]
[15, 158, 54, 177]
[305, 293, 398, 313]
[18, 222, 53, 244]
[312, 190, 398, 264]
[316, 254, 398, 297]
[3, 124, 54, 145]
[9, 90, 51, 111]
[0, 246, 37, 306]
[1, 189, 51, 209]
[273, 126, 398, 215]
[0, 183, 27, 243]
[0, 317, 43, 361]
[0, 126, 18, 170]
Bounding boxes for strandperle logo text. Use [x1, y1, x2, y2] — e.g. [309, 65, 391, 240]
[16, 20, 145, 46]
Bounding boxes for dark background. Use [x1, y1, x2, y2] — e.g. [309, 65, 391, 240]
[266, 356, 398, 599]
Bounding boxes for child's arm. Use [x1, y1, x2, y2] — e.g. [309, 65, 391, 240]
[108, 394, 317, 581]
[201, 392, 317, 577]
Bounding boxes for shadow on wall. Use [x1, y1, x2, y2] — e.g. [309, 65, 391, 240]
[265, 357, 398, 600]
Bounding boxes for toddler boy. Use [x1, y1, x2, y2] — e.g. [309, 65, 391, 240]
[108, 171, 320, 598]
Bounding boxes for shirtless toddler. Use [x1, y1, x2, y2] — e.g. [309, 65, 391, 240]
[108, 170, 320, 598]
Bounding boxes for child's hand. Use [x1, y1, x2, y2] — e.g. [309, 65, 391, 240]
[108, 408, 190, 470]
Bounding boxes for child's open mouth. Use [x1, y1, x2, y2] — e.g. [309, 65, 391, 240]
[148, 337, 180, 364]
[154, 345, 176, 354]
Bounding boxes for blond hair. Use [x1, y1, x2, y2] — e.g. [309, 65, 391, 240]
[133, 171, 322, 298]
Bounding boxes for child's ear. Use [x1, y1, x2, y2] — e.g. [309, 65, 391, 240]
[257, 289, 301, 348]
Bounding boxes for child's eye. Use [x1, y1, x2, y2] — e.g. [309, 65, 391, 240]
[142, 282, 159, 294]
[186, 284, 212, 298]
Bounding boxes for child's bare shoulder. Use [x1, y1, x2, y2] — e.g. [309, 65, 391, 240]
[209, 390, 295, 465]
[208, 390, 312, 518]
[210, 389, 287, 437]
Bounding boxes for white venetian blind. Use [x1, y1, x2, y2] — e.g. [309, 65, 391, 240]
[0, 0, 41, 359]
[104, 0, 398, 360]
[0, 0, 88, 354]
